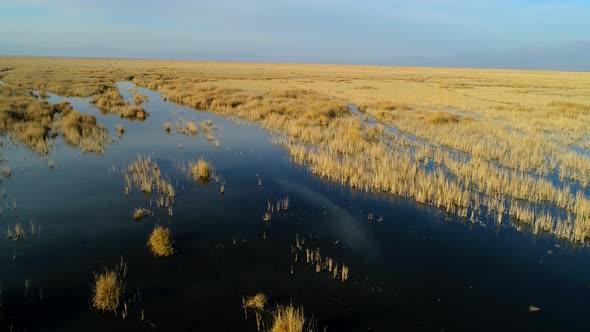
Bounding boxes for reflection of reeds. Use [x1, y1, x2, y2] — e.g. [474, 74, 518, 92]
[7, 223, 25, 241]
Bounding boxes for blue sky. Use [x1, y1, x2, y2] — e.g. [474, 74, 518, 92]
[1, 0, 589, 63]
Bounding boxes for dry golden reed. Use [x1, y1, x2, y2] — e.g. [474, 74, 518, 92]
[147, 226, 174, 257]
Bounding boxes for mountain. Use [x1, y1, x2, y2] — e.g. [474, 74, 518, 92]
[388, 42, 590, 71]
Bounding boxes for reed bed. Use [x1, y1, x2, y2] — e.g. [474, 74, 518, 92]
[0, 85, 108, 154]
[3, 57, 590, 242]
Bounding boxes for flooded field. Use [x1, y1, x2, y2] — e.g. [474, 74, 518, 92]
[2, 81, 590, 332]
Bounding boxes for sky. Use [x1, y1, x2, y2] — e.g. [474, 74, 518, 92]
[0, 0, 589, 64]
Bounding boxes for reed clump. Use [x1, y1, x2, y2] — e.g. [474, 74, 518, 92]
[116, 124, 124, 136]
[120, 105, 147, 120]
[271, 305, 306, 332]
[244, 293, 267, 311]
[189, 158, 212, 181]
[174, 118, 198, 135]
[147, 226, 174, 257]
[92, 259, 127, 314]
[133, 208, 152, 221]
[125, 155, 175, 198]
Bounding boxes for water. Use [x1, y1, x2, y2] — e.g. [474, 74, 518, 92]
[1, 83, 590, 331]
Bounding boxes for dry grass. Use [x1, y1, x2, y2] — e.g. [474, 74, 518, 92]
[120, 105, 147, 120]
[174, 118, 198, 135]
[133, 208, 152, 221]
[3, 57, 590, 242]
[92, 270, 122, 313]
[147, 226, 174, 257]
[125, 155, 175, 197]
[271, 305, 306, 332]
[92, 259, 127, 314]
[116, 124, 124, 136]
[189, 158, 212, 181]
[0, 85, 108, 154]
[244, 293, 267, 311]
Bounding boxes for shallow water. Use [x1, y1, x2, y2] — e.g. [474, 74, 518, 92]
[1, 83, 590, 331]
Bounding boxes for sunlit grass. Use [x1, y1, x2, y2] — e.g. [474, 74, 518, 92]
[147, 226, 174, 257]
[189, 158, 212, 181]
[92, 259, 127, 314]
[271, 304, 306, 332]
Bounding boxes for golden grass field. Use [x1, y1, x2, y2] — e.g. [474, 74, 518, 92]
[1, 57, 590, 243]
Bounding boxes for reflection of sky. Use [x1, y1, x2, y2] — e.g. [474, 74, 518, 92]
[276, 176, 381, 260]
[1, 1, 589, 62]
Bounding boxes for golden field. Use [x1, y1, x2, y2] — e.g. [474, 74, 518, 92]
[1, 56, 590, 242]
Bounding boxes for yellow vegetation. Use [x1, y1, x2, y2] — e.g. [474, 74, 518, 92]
[92, 264, 125, 314]
[271, 305, 306, 332]
[189, 158, 212, 181]
[0, 85, 108, 154]
[147, 226, 174, 257]
[244, 293, 267, 311]
[133, 208, 152, 221]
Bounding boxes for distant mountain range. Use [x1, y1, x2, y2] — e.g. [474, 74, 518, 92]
[387, 42, 590, 71]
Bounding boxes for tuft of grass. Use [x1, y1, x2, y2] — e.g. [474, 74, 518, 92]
[133, 208, 152, 221]
[2, 166, 11, 177]
[116, 124, 124, 136]
[92, 260, 127, 314]
[187, 121, 198, 134]
[425, 111, 460, 124]
[120, 105, 147, 120]
[189, 158, 212, 181]
[147, 226, 174, 257]
[163, 122, 171, 132]
[271, 304, 306, 332]
[244, 293, 267, 311]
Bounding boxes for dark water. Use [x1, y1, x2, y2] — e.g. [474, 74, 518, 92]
[1, 82, 590, 331]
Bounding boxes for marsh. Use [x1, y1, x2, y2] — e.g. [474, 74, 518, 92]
[0, 60, 590, 331]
